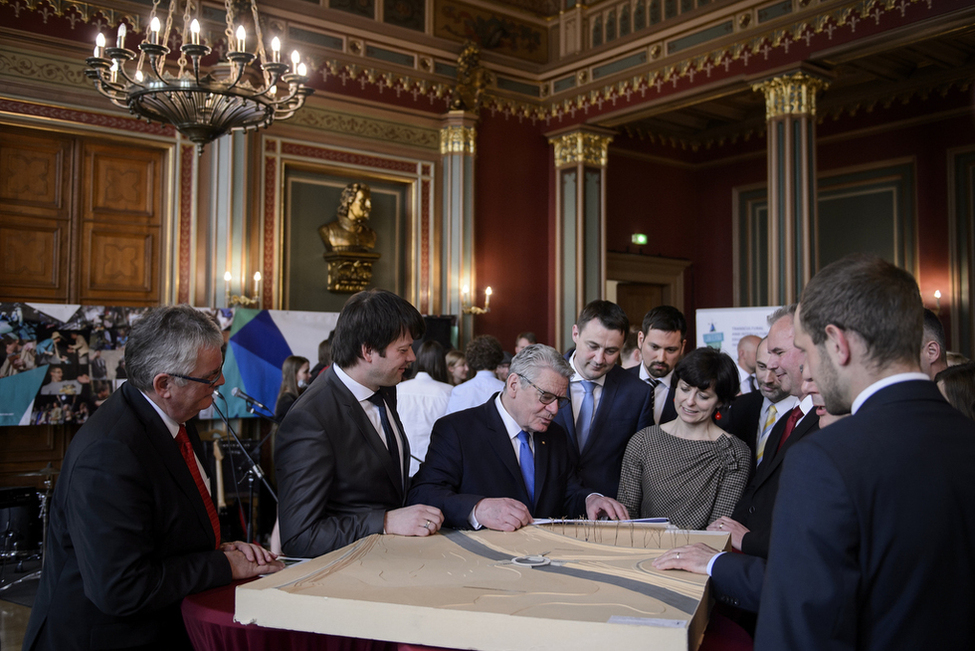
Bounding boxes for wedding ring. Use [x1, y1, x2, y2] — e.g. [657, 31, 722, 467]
[423, 520, 431, 530]
[719, 522, 724, 529]
[676, 552, 680, 559]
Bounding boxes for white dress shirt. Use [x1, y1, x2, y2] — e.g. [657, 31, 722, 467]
[567, 350, 607, 425]
[445, 370, 504, 415]
[639, 364, 674, 425]
[333, 364, 406, 473]
[397, 372, 453, 476]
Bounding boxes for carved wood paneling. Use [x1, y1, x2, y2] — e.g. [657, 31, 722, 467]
[0, 131, 71, 218]
[80, 141, 163, 304]
[85, 144, 160, 222]
[0, 220, 63, 289]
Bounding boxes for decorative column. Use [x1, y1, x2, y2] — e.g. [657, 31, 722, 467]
[752, 70, 829, 304]
[440, 110, 478, 347]
[547, 126, 613, 350]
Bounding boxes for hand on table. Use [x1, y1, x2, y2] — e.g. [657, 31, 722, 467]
[384, 504, 444, 536]
[222, 541, 284, 579]
[585, 495, 629, 521]
[651, 543, 721, 575]
[473, 498, 532, 531]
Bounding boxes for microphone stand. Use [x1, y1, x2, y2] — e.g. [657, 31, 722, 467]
[211, 392, 278, 543]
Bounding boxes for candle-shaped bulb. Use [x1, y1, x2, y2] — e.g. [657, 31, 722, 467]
[116, 23, 126, 48]
[291, 49, 300, 72]
[462, 284, 470, 297]
[297, 62, 307, 77]
[109, 59, 118, 82]
[94, 32, 106, 58]
[135, 69, 144, 82]
[235, 25, 246, 52]
[190, 19, 200, 45]
[934, 290, 942, 299]
[223, 271, 232, 282]
[253, 271, 262, 282]
[150, 17, 161, 44]
[268, 84, 277, 97]
[271, 36, 281, 62]
[484, 286, 492, 309]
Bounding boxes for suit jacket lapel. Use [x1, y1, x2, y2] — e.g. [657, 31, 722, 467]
[483, 402, 531, 504]
[532, 430, 550, 512]
[661, 384, 678, 424]
[759, 409, 819, 479]
[326, 368, 405, 500]
[122, 383, 216, 548]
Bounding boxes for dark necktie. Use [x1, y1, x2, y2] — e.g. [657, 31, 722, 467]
[776, 406, 804, 453]
[646, 376, 659, 420]
[367, 392, 402, 489]
[176, 425, 221, 549]
[517, 431, 535, 504]
[748, 375, 757, 393]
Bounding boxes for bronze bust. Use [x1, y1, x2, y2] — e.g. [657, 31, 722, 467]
[319, 183, 377, 252]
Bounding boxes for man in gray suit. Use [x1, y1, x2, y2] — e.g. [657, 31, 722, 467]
[275, 289, 444, 557]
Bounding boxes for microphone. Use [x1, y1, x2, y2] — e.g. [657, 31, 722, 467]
[230, 387, 273, 416]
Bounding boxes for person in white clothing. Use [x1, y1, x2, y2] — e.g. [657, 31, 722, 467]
[398, 341, 454, 476]
[444, 335, 504, 415]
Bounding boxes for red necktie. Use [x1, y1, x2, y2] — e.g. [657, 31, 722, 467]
[776, 406, 804, 453]
[176, 425, 221, 549]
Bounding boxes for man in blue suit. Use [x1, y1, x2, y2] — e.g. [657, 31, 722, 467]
[408, 344, 627, 530]
[757, 254, 975, 650]
[553, 301, 654, 499]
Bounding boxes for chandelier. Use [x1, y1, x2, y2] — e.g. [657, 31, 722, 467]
[85, 0, 313, 153]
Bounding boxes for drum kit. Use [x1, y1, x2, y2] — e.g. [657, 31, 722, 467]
[0, 463, 58, 591]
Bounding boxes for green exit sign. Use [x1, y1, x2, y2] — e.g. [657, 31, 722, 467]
[631, 233, 647, 245]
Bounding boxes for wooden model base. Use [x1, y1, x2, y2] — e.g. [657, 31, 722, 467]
[236, 523, 729, 651]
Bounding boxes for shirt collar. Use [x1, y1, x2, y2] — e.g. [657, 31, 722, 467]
[140, 389, 180, 438]
[495, 393, 524, 440]
[640, 364, 673, 388]
[568, 350, 607, 388]
[851, 372, 931, 414]
[333, 364, 376, 402]
[798, 394, 814, 415]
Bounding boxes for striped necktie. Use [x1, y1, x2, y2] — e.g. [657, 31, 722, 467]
[756, 404, 777, 465]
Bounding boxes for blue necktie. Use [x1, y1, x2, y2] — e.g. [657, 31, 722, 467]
[576, 380, 596, 451]
[367, 392, 402, 489]
[517, 431, 534, 504]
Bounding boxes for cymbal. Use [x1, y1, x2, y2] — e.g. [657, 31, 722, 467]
[12, 465, 60, 478]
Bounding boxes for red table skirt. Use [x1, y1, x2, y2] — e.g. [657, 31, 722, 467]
[182, 580, 752, 651]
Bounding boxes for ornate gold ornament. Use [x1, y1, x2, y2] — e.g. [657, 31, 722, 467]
[549, 131, 613, 167]
[752, 71, 830, 119]
[440, 124, 477, 155]
[320, 182, 381, 293]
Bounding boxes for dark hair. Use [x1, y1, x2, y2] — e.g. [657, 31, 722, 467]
[622, 330, 640, 357]
[278, 355, 309, 400]
[577, 300, 629, 336]
[125, 305, 224, 392]
[641, 305, 687, 338]
[465, 335, 504, 372]
[416, 340, 449, 384]
[673, 347, 740, 405]
[923, 308, 947, 364]
[516, 331, 537, 344]
[330, 289, 425, 368]
[799, 254, 922, 370]
[317, 338, 333, 366]
[935, 362, 975, 420]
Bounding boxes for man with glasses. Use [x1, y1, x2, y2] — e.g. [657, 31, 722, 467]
[408, 344, 628, 531]
[25, 305, 282, 651]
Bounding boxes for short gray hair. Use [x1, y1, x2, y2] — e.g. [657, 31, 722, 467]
[125, 305, 223, 392]
[508, 344, 573, 387]
[767, 303, 797, 327]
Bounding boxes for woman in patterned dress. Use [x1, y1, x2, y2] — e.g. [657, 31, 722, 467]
[617, 346, 750, 529]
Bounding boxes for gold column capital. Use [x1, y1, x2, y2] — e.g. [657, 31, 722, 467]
[440, 124, 477, 155]
[548, 131, 614, 168]
[752, 71, 830, 120]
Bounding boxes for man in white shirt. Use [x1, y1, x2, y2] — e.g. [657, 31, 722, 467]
[444, 335, 505, 414]
[630, 305, 687, 425]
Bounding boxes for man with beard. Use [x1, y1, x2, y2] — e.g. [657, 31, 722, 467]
[756, 255, 975, 650]
[720, 336, 798, 463]
[275, 289, 444, 557]
[552, 301, 654, 498]
[629, 306, 687, 425]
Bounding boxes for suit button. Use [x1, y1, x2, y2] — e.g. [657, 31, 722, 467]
[748, 506, 756, 514]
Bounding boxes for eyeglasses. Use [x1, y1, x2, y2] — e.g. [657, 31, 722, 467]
[520, 376, 570, 409]
[169, 370, 222, 389]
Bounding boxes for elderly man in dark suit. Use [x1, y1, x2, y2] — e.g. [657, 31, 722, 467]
[24, 305, 282, 651]
[755, 255, 975, 650]
[553, 301, 654, 498]
[275, 289, 443, 558]
[408, 344, 628, 531]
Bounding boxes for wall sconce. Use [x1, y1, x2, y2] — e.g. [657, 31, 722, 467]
[225, 271, 262, 308]
[462, 285, 492, 315]
[933, 290, 941, 316]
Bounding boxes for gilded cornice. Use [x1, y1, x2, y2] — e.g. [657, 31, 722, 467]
[549, 131, 613, 168]
[0, 44, 90, 90]
[440, 124, 476, 155]
[290, 103, 440, 150]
